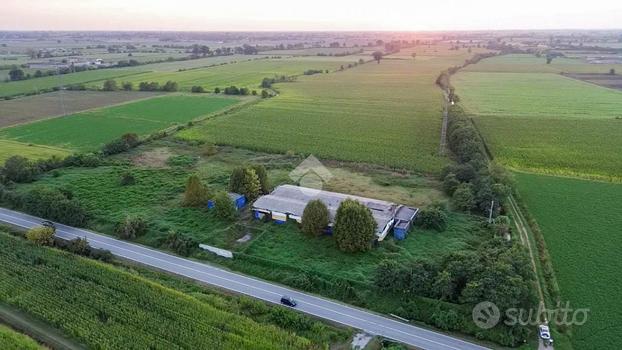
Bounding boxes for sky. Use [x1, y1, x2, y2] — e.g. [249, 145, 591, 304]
[2, 0, 622, 31]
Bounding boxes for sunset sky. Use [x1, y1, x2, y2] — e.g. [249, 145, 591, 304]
[2, 0, 621, 31]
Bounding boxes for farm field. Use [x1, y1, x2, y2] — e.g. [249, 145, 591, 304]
[0, 232, 340, 349]
[0, 68, 149, 98]
[178, 51, 481, 173]
[91, 57, 350, 91]
[0, 91, 162, 128]
[453, 71, 622, 180]
[461, 54, 622, 74]
[0, 140, 70, 164]
[514, 172, 622, 350]
[0, 324, 42, 350]
[0, 95, 242, 152]
[453, 72, 622, 119]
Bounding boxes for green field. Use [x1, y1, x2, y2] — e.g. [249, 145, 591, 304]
[461, 54, 622, 74]
[0, 324, 42, 350]
[178, 53, 474, 173]
[453, 72, 622, 119]
[453, 72, 622, 180]
[0, 232, 328, 349]
[514, 172, 622, 350]
[92, 57, 349, 91]
[0, 95, 241, 152]
[0, 140, 70, 165]
[0, 68, 149, 98]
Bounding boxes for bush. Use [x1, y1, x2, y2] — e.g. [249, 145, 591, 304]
[161, 80, 178, 92]
[26, 226, 55, 246]
[67, 237, 91, 255]
[1, 155, 35, 183]
[102, 79, 117, 91]
[452, 183, 475, 212]
[165, 231, 197, 256]
[119, 172, 135, 186]
[213, 191, 236, 221]
[301, 200, 329, 236]
[19, 187, 89, 227]
[261, 89, 270, 98]
[229, 166, 261, 200]
[122, 82, 133, 91]
[250, 164, 270, 194]
[201, 143, 218, 156]
[191, 85, 205, 93]
[115, 215, 147, 239]
[183, 175, 210, 207]
[102, 133, 140, 155]
[415, 208, 448, 232]
[214, 87, 221, 93]
[333, 199, 376, 252]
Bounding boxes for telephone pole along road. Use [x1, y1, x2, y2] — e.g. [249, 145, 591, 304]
[0, 207, 489, 350]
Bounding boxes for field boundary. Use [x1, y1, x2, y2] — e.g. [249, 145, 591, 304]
[0, 302, 86, 350]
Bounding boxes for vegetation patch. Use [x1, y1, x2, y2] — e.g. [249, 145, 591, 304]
[514, 172, 622, 350]
[0, 140, 70, 165]
[0, 324, 42, 350]
[0, 95, 241, 152]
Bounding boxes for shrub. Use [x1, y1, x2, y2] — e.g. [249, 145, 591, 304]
[229, 166, 261, 200]
[115, 215, 147, 239]
[102, 133, 140, 155]
[67, 237, 91, 255]
[250, 164, 270, 194]
[122, 82, 133, 91]
[1, 155, 35, 183]
[191, 85, 205, 93]
[415, 208, 448, 232]
[119, 172, 135, 186]
[261, 89, 270, 98]
[165, 230, 197, 256]
[201, 143, 218, 156]
[19, 187, 89, 227]
[26, 226, 55, 246]
[452, 183, 475, 212]
[333, 199, 376, 252]
[301, 200, 329, 236]
[183, 175, 210, 207]
[214, 87, 221, 93]
[213, 191, 236, 221]
[161, 80, 179, 92]
[102, 79, 118, 91]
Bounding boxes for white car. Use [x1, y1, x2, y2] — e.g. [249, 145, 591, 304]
[538, 325, 554, 346]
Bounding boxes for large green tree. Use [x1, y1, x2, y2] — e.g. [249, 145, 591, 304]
[213, 191, 236, 221]
[301, 199, 329, 236]
[183, 175, 210, 207]
[333, 199, 376, 252]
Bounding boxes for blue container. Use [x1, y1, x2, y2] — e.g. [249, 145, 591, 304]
[207, 200, 215, 209]
[393, 227, 407, 240]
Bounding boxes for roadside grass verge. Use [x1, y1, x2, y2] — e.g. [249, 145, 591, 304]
[0, 323, 43, 350]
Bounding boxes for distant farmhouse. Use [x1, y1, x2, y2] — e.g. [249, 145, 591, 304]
[28, 57, 109, 70]
[252, 185, 419, 241]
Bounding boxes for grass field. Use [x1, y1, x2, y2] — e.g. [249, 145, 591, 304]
[0, 324, 42, 350]
[0, 95, 241, 151]
[178, 52, 477, 173]
[0, 91, 162, 128]
[453, 72, 622, 180]
[0, 140, 70, 165]
[461, 54, 622, 74]
[0, 232, 333, 349]
[514, 172, 622, 350]
[91, 57, 349, 91]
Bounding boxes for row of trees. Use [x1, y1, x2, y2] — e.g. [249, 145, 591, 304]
[300, 198, 377, 253]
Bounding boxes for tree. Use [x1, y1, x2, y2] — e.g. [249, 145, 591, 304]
[183, 175, 210, 207]
[415, 208, 448, 232]
[333, 199, 376, 253]
[67, 237, 91, 255]
[9, 68, 25, 81]
[161, 80, 179, 92]
[191, 85, 205, 93]
[261, 89, 270, 98]
[115, 215, 147, 239]
[102, 79, 118, 91]
[442, 173, 460, 195]
[2, 155, 35, 183]
[610, 68, 616, 75]
[301, 200, 329, 236]
[250, 164, 270, 193]
[122, 82, 133, 91]
[214, 87, 221, 93]
[26, 226, 55, 246]
[213, 191, 236, 221]
[229, 166, 261, 200]
[372, 51, 383, 63]
[452, 183, 475, 212]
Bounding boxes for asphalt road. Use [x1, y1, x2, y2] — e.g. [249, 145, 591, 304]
[0, 207, 490, 350]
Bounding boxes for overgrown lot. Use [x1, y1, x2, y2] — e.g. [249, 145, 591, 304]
[514, 172, 622, 350]
[0, 95, 241, 152]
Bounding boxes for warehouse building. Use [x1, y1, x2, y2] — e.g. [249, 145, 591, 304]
[252, 185, 419, 241]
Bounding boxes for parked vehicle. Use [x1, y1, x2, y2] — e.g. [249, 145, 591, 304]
[539, 324, 554, 347]
[280, 295, 297, 307]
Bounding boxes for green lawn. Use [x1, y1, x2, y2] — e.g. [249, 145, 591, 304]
[0, 95, 241, 152]
[0, 324, 42, 350]
[514, 172, 622, 350]
[0, 140, 70, 165]
[178, 53, 476, 173]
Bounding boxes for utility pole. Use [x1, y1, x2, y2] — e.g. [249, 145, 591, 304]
[488, 200, 495, 224]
